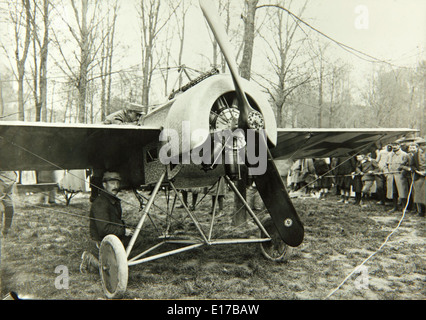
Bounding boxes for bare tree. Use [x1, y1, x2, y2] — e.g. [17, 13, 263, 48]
[176, 0, 187, 87]
[255, 1, 311, 128]
[137, 0, 178, 109]
[9, 0, 32, 121]
[72, 0, 91, 123]
[416, 61, 426, 135]
[232, 0, 258, 226]
[0, 68, 16, 119]
[363, 67, 402, 127]
[29, 0, 50, 122]
[210, 0, 232, 72]
[98, 0, 119, 121]
[239, 0, 258, 80]
[362, 64, 425, 131]
[50, 0, 105, 123]
[307, 40, 330, 128]
[326, 62, 350, 127]
[0, 72, 4, 117]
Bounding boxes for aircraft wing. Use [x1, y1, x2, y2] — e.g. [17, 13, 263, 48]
[0, 121, 161, 172]
[271, 128, 417, 160]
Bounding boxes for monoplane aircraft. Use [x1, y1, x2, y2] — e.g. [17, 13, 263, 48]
[0, 0, 416, 298]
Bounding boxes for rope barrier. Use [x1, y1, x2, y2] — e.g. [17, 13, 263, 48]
[290, 138, 386, 194]
[324, 174, 415, 299]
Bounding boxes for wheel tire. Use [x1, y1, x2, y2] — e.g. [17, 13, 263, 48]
[99, 235, 128, 299]
[259, 216, 291, 262]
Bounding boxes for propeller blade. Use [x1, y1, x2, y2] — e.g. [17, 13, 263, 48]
[252, 132, 304, 247]
[200, 0, 303, 246]
[199, 0, 249, 128]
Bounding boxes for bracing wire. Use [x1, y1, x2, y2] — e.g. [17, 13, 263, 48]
[0, 134, 146, 220]
[324, 175, 415, 299]
[256, 4, 412, 69]
[0, 134, 223, 234]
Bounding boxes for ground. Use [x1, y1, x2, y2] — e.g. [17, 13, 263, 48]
[1, 187, 425, 300]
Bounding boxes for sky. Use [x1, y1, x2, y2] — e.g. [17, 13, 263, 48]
[114, 0, 425, 99]
[1, 0, 424, 108]
[302, 0, 425, 71]
[122, 0, 425, 62]
[291, 0, 426, 101]
[2, 0, 424, 81]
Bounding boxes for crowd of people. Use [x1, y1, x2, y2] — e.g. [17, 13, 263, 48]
[287, 139, 426, 217]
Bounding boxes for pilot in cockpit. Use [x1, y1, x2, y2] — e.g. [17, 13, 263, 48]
[103, 103, 146, 125]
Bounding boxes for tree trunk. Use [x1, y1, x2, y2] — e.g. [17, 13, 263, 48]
[239, 0, 258, 80]
[141, 46, 152, 107]
[33, 30, 41, 122]
[233, 0, 258, 226]
[0, 73, 4, 117]
[39, 0, 49, 122]
[17, 69, 26, 121]
[106, 6, 117, 117]
[276, 103, 283, 128]
[422, 69, 426, 136]
[77, 0, 89, 123]
[317, 61, 323, 128]
[16, 0, 32, 121]
[328, 73, 335, 127]
[32, 0, 49, 122]
[139, 0, 161, 109]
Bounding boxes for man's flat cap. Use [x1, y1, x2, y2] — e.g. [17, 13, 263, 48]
[102, 172, 121, 182]
[126, 102, 145, 114]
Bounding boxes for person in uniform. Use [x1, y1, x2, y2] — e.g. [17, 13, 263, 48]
[88, 103, 146, 203]
[411, 139, 426, 217]
[37, 170, 57, 204]
[352, 154, 365, 205]
[357, 153, 378, 204]
[80, 171, 143, 273]
[374, 145, 391, 205]
[385, 143, 409, 212]
[313, 158, 332, 200]
[177, 188, 201, 211]
[289, 159, 303, 192]
[402, 143, 419, 212]
[0, 171, 17, 236]
[300, 158, 317, 195]
[205, 177, 226, 214]
[103, 103, 145, 125]
[333, 156, 356, 204]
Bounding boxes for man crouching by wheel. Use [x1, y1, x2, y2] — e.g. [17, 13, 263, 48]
[80, 171, 142, 273]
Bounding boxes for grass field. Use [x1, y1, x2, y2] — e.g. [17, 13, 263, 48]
[1, 187, 425, 300]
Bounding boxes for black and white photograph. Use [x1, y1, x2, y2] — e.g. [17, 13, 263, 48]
[0, 0, 425, 304]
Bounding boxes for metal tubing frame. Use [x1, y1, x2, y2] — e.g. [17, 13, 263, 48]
[127, 238, 271, 267]
[125, 174, 273, 268]
[224, 175, 271, 238]
[128, 242, 165, 263]
[128, 243, 204, 267]
[208, 176, 222, 241]
[168, 180, 210, 243]
[126, 171, 166, 257]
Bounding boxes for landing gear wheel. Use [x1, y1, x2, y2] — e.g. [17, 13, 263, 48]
[99, 234, 128, 299]
[259, 217, 291, 262]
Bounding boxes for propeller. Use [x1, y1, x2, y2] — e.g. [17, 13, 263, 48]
[199, 0, 249, 129]
[199, 0, 304, 247]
